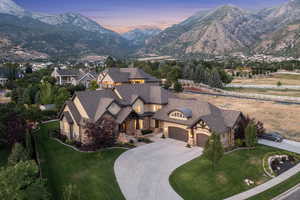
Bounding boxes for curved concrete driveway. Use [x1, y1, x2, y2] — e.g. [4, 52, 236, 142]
[114, 138, 203, 200]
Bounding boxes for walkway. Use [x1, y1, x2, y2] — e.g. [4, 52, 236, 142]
[114, 138, 203, 200]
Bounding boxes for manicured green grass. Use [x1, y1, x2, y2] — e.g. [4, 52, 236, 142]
[36, 122, 126, 200]
[0, 143, 10, 167]
[169, 145, 288, 200]
[248, 172, 300, 200]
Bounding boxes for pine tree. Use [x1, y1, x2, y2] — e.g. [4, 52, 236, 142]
[209, 69, 223, 89]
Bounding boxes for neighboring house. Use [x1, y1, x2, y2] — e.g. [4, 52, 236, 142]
[0, 68, 8, 86]
[51, 68, 98, 87]
[97, 68, 160, 88]
[51, 68, 80, 85]
[71, 71, 98, 88]
[59, 84, 243, 148]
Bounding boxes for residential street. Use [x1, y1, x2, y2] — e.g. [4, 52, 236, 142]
[274, 184, 300, 200]
[258, 139, 300, 154]
[114, 138, 203, 200]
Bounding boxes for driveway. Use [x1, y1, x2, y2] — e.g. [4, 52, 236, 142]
[114, 138, 203, 200]
[259, 139, 300, 154]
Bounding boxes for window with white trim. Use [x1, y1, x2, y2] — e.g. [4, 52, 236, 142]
[169, 111, 187, 120]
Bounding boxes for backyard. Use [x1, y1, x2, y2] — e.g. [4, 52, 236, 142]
[232, 74, 300, 86]
[178, 92, 300, 141]
[169, 145, 289, 200]
[36, 122, 126, 200]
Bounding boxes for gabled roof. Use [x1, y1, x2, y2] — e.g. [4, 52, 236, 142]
[102, 67, 159, 83]
[153, 98, 242, 134]
[71, 84, 173, 123]
[114, 84, 173, 105]
[0, 67, 8, 79]
[56, 69, 80, 76]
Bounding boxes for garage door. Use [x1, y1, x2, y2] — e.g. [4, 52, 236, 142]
[168, 127, 188, 142]
[196, 134, 209, 147]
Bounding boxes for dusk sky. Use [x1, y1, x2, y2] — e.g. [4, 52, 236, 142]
[15, 0, 287, 33]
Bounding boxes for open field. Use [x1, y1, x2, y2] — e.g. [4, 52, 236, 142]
[232, 74, 300, 86]
[224, 87, 300, 97]
[178, 93, 300, 141]
[170, 145, 283, 200]
[36, 122, 126, 200]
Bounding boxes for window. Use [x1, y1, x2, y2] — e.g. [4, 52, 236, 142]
[169, 111, 187, 120]
[108, 102, 121, 115]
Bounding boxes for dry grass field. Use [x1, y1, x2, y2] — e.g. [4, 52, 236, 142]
[177, 92, 300, 141]
[232, 74, 300, 85]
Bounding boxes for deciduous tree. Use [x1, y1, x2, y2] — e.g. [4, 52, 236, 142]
[203, 132, 224, 169]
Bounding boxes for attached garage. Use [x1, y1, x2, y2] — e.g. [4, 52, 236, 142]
[196, 134, 209, 147]
[168, 127, 188, 142]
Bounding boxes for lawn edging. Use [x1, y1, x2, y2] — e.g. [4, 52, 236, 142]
[51, 137, 130, 153]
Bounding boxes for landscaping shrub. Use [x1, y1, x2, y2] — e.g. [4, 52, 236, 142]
[161, 134, 166, 139]
[235, 139, 245, 147]
[186, 144, 191, 148]
[40, 110, 58, 121]
[137, 137, 153, 144]
[8, 143, 30, 165]
[141, 130, 153, 135]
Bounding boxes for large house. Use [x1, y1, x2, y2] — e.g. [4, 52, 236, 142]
[97, 68, 160, 88]
[51, 68, 98, 87]
[59, 84, 243, 148]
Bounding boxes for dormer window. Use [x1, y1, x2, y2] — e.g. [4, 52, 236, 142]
[108, 102, 121, 115]
[169, 111, 187, 120]
[169, 108, 192, 121]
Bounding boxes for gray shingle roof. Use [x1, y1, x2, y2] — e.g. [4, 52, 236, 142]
[103, 68, 159, 83]
[62, 111, 74, 124]
[0, 67, 8, 78]
[153, 98, 241, 134]
[114, 84, 173, 105]
[56, 69, 80, 76]
[66, 101, 82, 124]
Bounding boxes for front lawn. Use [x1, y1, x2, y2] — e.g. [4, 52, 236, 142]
[169, 145, 288, 200]
[36, 122, 126, 200]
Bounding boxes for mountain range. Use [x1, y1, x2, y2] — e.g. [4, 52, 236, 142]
[143, 0, 300, 58]
[1, 0, 300, 60]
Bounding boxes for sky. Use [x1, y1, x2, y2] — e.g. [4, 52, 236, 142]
[15, 0, 287, 33]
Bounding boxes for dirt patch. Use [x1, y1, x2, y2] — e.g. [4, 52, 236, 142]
[216, 172, 228, 184]
[177, 93, 300, 142]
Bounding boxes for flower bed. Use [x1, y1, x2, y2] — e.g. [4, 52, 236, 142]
[263, 151, 300, 177]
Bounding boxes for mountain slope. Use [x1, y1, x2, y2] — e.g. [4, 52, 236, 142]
[0, 0, 131, 60]
[143, 5, 267, 57]
[122, 28, 161, 46]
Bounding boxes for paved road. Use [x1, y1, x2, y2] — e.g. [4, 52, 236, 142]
[259, 139, 300, 154]
[282, 187, 300, 200]
[114, 138, 203, 200]
[227, 84, 300, 90]
[273, 184, 300, 200]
